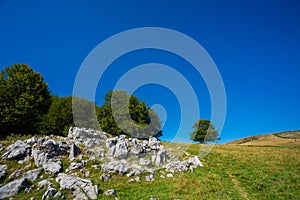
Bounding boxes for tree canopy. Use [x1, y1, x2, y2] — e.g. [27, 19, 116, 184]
[0, 64, 51, 135]
[190, 119, 219, 143]
[39, 96, 74, 136]
[97, 90, 162, 138]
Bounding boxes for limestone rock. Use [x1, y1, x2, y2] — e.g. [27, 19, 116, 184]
[104, 189, 116, 196]
[0, 165, 7, 182]
[56, 173, 98, 199]
[22, 168, 42, 182]
[100, 173, 112, 181]
[42, 187, 58, 200]
[69, 143, 81, 160]
[114, 137, 128, 159]
[66, 162, 84, 173]
[38, 180, 50, 189]
[0, 177, 30, 199]
[43, 159, 63, 174]
[155, 149, 167, 166]
[101, 160, 131, 175]
[2, 140, 31, 160]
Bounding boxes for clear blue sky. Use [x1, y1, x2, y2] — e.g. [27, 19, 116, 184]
[0, 0, 299, 143]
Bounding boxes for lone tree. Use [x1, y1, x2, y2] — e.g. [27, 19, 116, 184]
[0, 64, 51, 135]
[190, 119, 219, 143]
[97, 90, 162, 138]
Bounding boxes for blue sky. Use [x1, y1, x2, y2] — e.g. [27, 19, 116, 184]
[0, 0, 299, 143]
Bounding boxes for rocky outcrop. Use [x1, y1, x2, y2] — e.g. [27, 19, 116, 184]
[0, 127, 205, 199]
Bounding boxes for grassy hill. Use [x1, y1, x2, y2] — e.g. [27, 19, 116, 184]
[226, 130, 300, 147]
[0, 133, 299, 199]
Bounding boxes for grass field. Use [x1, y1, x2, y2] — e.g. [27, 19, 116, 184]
[0, 135, 299, 200]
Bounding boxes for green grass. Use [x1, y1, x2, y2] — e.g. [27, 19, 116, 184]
[0, 137, 299, 199]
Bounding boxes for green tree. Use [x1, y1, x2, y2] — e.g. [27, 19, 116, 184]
[190, 119, 219, 143]
[0, 64, 51, 135]
[72, 96, 99, 130]
[97, 90, 162, 138]
[39, 96, 73, 136]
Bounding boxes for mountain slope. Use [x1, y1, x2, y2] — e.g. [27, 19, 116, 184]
[227, 130, 300, 146]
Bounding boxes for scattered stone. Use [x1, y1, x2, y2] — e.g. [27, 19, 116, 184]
[38, 180, 50, 189]
[135, 176, 140, 182]
[100, 173, 112, 181]
[145, 174, 155, 182]
[127, 178, 135, 183]
[0, 177, 30, 199]
[160, 175, 165, 179]
[166, 173, 174, 178]
[104, 189, 116, 196]
[56, 173, 98, 199]
[85, 171, 90, 177]
[66, 162, 84, 173]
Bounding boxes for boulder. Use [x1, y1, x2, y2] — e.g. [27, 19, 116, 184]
[145, 174, 155, 182]
[66, 162, 84, 173]
[155, 149, 167, 166]
[38, 180, 50, 189]
[43, 159, 63, 174]
[104, 189, 116, 196]
[0, 177, 30, 198]
[69, 143, 81, 160]
[2, 140, 31, 160]
[22, 168, 42, 182]
[25, 137, 38, 145]
[101, 160, 131, 175]
[100, 173, 112, 181]
[139, 158, 151, 166]
[56, 173, 98, 199]
[130, 138, 144, 155]
[166, 173, 174, 178]
[187, 156, 204, 167]
[114, 138, 128, 159]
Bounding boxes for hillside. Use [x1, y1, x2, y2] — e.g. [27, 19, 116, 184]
[226, 130, 300, 146]
[0, 128, 299, 199]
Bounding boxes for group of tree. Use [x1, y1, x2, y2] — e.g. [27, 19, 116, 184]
[0, 64, 218, 143]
